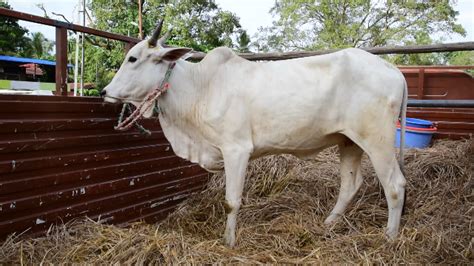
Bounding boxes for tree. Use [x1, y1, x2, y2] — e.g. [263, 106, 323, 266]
[158, 0, 243, 51]
[21, 32, 54, 60]
[447, 51, 474, 66]
[237, 30, 251, 53]
[447, 51, 474, 74]
[0, 2, 30, 56]
[255, 0, 466, 52]
[89, 0, 246, 52]
[73, 0, 248, 91]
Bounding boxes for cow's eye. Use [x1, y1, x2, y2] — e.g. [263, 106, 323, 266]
[128, 56, 137, 63]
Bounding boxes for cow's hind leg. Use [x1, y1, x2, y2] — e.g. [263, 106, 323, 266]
[370, 152, 406, 238]
[222, 146, 251, 247]
[325, 139, 364, 224]
[346, 132, 406, 239]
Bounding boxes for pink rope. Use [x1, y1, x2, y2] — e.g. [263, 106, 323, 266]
[114, 83, 170, 131]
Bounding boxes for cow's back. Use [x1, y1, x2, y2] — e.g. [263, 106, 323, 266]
[205, 48, 405, 154]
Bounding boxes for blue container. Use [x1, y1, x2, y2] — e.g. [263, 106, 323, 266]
[395, 128, 435, 148]
[405, 118, 433, 129]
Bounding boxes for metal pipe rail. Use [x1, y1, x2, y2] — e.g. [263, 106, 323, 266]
[0, 8, 140, 43]
[190, 43, 474, 61]
[407, 100, 474, 108]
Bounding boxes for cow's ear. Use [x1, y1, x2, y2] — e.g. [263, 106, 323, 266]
[160, 47, 193, 61]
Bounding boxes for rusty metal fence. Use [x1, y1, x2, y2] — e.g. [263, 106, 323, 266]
[0, 95, 208, 238]
[401, 67, 474, 139]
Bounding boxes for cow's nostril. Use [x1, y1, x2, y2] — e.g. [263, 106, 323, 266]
[100, 90, 107, 97]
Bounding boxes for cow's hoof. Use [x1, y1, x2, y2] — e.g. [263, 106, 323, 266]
[384, 228, 398, 240]
[224, 234, 236, 248]
[324, 213, 340, 225]
[224, 238, 236, 248]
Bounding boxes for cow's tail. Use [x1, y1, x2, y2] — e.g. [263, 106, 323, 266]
[399, 80, 408, 172]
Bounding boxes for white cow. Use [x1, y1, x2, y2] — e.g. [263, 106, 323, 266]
[103, 28, 407, 247]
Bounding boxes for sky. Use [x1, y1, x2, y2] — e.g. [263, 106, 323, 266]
[6, 0, 474, 45]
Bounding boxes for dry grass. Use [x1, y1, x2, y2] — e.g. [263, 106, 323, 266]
[1, 139, 473, 264]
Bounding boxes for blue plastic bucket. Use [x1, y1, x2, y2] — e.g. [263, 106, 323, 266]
[395, 128, 435, 148]
[405, 118, 433, 129]
[396, 117, 437, 148]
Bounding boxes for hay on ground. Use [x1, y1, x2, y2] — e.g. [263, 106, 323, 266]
[1, 139, 472, 264]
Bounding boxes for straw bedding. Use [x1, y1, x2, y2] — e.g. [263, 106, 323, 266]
[1, 139, 472, 264]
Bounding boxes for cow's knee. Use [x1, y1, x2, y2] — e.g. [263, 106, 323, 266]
[224, 199, 241, 214]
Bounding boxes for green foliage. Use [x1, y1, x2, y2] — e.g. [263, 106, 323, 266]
[237, 30, 251, 53]
[255, 0, 466, 53]
[447, 51, 474, 74]
[71, 0, 247, 90]
[84, 89, 100, 96]
[67, 38, 124, 93]
[21, 32, 54, 60]
[448, 51, 474, 66]
[159, 0, 243, 51]
[88, 0, 244, 52]
[0, 3, 54, 60]
[0, 2, 30, 56]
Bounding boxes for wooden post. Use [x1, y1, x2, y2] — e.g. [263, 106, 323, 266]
[188, 41, 474, 61]
[138, 0, 143, 39]
[55, 27, 68, 96]
[417, 68, 425, 99]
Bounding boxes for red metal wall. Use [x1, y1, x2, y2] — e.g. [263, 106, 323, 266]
[0, 95, 208, 238]
[401, 68, 474, 139]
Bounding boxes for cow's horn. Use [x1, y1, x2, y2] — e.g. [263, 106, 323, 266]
[157, 30, 171, 47]
[148, 19, 164, 47]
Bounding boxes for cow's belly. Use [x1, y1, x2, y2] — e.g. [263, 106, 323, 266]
[251, 128, 346, 158]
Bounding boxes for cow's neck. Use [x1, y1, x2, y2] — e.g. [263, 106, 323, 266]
[157, 59, 203, 118]
[157, 47, 240, 116]
[157, 59, 223, 170]
[158, 54, 226, 118]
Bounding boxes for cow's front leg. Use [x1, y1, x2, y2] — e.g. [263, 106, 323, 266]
[222, 146, 250, 247]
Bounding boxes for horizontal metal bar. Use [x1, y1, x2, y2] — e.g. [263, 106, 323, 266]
[190, 42, 474, 61]
[398, 65, 474, 70]
[408, 99, 474, 108]
[0, 8, 140, 43]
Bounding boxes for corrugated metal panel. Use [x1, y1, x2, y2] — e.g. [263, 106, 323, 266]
[0, 55, 63, 67]
[0, 95, 208, 238]
[402, 68, 474, 139]
[407, 107, 474, 139]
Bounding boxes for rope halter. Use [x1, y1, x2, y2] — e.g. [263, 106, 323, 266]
[114, 62, 176, 133]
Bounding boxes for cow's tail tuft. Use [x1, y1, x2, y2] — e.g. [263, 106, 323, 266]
[399, 80, 408, 173]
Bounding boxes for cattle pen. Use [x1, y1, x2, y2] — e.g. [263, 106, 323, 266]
[0, 8, 473, 264]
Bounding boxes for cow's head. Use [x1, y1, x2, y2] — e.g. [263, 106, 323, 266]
[102, 21, 192, 116]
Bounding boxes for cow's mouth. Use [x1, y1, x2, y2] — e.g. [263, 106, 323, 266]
[103, 96, 120, 104]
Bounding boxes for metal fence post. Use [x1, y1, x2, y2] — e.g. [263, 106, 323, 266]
[55, 27, 68, 96]
[417, 68, 425, 100]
